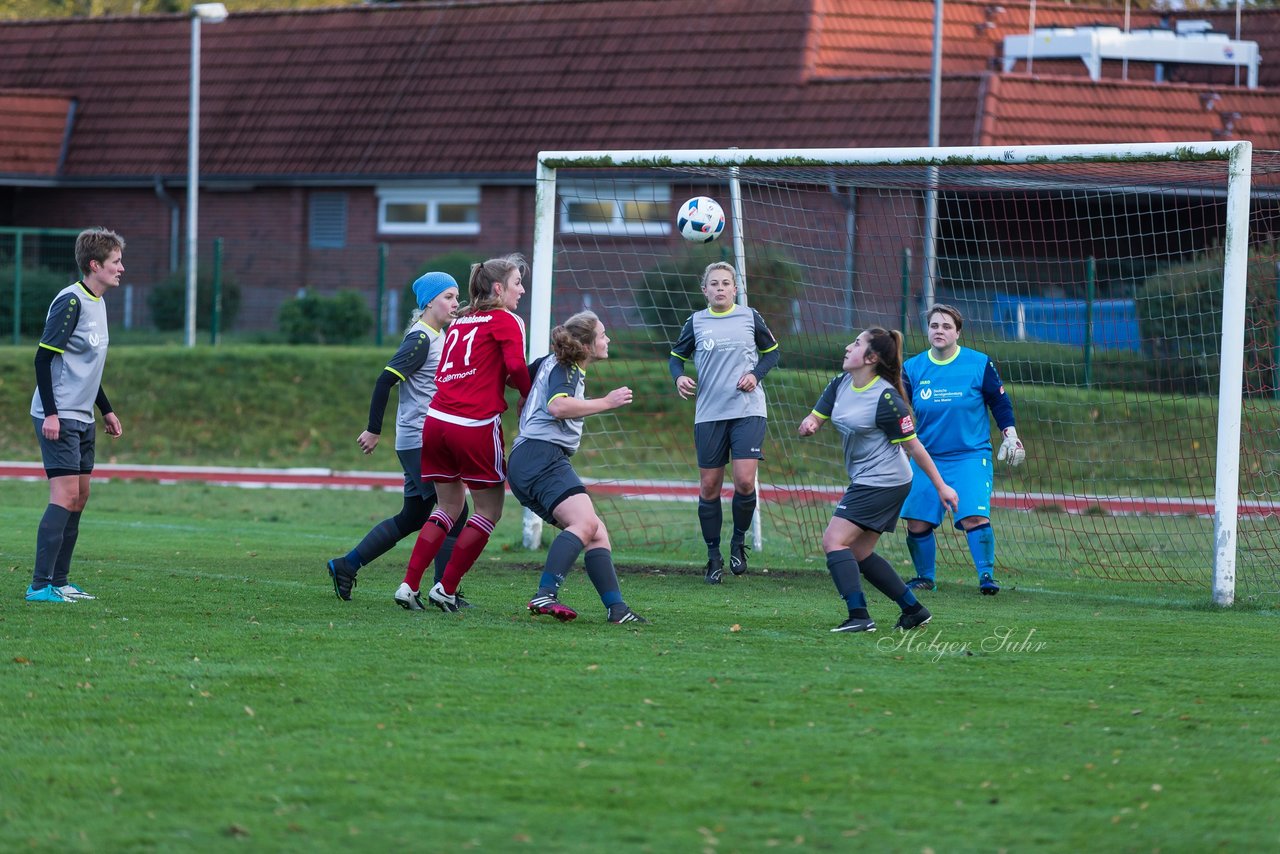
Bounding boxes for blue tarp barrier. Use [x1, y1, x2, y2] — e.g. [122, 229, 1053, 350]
[993, 295, 1142, 352]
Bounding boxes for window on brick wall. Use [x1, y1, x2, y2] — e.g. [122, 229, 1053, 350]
[560, 182, 671, 236]
[377, 186, 481, 235]
[309, 192, 348, 249]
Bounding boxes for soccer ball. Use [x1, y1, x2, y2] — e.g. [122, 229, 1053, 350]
[677, 196, 726, 243]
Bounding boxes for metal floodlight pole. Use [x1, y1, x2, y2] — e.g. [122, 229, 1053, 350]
[186, 3, 227, 348]
[922, 0, 943, 322]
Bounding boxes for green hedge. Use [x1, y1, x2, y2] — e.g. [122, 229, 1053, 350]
[1137, 242, 1279, 396]
[0, 265, 73, 337]
[278, 291, 374, 344]
[147, 270, 242, 332]
[634, 244, 804, 343]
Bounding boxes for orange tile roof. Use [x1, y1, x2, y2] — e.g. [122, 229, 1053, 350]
[0, 89, 73, 176]
[0, 1, 818, 179]
[979, 74, 1280, 149]
[810, 0, 1168, 80]
[0, 0, 1274, 183]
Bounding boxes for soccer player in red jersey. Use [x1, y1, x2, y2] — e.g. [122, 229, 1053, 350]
[397, 254, 533, 612]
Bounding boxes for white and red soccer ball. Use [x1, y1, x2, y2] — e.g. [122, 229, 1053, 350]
[677, 196, 726, 243]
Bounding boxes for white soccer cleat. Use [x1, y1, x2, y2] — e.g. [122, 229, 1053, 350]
[427, 582, 459, 613]
[393, 582, 423, 611]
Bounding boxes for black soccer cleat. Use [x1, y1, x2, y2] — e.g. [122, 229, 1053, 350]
[831, 616, 877, 633]
[704, 555, 724, 585]
[979, 573, 1001, 596]
[608, 605, 649, 625]
[327, 556, 357, 601]
[894, 605, 933, 631]
[729, 540, 749, 576]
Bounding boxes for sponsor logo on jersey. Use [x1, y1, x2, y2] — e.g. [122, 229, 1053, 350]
[439, 367, 478, 383]
[899, 415, 914, 433]
[88, 332, 101, 347]
[452, 314, 493, 325]
[920, 388, 933, 400]
[699, 337, 715, 351]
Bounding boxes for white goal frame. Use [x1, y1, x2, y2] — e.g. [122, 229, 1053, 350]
[529, 141, 1253, 607]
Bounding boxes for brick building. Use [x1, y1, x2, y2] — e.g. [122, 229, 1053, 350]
[2, 0, 1278, 333]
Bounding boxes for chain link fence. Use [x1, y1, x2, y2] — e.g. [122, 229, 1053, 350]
[1, 231, 450, 344]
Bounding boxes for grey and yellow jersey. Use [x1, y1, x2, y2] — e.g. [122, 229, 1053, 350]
[30, 282, 109, 424]
[513, 355, 587, 455]
[384, 319, 446, 451]
[670, 304, 778, 424]
[811, 373, 916, 487]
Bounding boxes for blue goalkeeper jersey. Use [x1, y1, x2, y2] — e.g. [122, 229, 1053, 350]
[902, 346, 1014, 461]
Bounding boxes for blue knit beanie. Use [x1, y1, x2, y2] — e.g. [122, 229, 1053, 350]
[412, 271, 458, 310]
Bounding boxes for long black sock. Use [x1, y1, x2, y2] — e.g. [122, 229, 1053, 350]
[537, 530, 585, 596]
[352, 518, 404, 569]
[32, 504, 71, 589]
[697, 498, 722, 555]
[730, 491, 756, 543]
[857, 551, 908, 601]
[584, 547, 624, 608]
[825, 549, 868, 615]
[51, 510, 82, 588]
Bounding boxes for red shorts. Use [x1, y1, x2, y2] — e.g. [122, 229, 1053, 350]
[420, 415, 507, 489]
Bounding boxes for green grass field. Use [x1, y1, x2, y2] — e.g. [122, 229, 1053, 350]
[2, 479, 1277, 851]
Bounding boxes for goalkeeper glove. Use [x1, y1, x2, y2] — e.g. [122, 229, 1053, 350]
[997, 426, 1025, 467]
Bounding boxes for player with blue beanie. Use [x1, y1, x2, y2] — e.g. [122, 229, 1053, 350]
[900, 304, 1026, 595]
[413, 271, 457, 311]
[327, 270, 472, 607]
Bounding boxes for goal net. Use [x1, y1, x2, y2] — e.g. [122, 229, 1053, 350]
[529, 143, 1279, 606]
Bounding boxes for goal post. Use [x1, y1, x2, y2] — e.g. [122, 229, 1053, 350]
[1214, 141, 1254, 606]
[528, 141, 1276, 606]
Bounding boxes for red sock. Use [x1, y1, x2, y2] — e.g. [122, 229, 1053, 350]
[402, 511, 453, 589]
[440, 514, 494, 593]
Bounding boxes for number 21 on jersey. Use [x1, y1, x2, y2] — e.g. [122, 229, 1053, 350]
[439, 326, 478, 374]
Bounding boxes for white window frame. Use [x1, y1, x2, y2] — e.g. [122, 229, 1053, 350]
[559, 181, 671, 236]
[377, 186, 481, 236]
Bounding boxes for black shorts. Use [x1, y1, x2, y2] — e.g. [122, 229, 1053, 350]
[833, 481, 912, 534]
[33, 415, 95, 479]
[396, 446, 439, 502]
[694, 416, 766, 469]
[507, 439, 586, 525]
